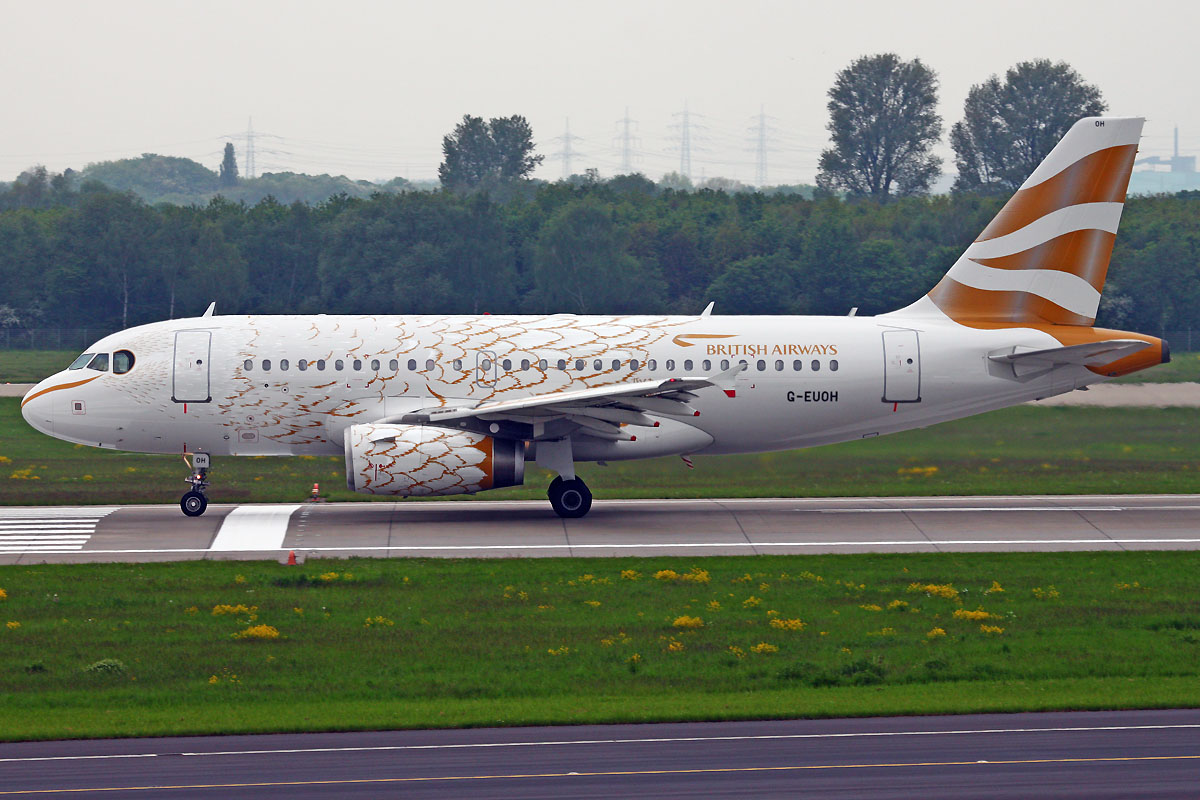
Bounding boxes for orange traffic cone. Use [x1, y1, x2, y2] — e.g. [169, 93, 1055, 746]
[287, 550, 297, 566]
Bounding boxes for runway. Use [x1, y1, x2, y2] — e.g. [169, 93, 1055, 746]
[0, 709, 1196, 798]
[3, 494, 1200, 563]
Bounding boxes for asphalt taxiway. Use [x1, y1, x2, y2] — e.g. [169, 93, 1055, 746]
[0, 709, 1197, 798]
[3, 494, 1200, 563]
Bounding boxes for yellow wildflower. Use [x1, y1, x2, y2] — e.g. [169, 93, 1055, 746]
[984, 581, 1005, 594]
[887, 600, 909, 611]
[6, 621, 20, 630]
[620, 569, 642, 581]
[860, 604, 882, 612]
[1032, 586, 1060, 600]
[184, 606, 199, 614]
[907, 582, 960, 601]
[769, 618, 806, 631]
[234, 575, 247, 584]
[231, 624, 280, 640]
[728, 645, 747, 660]
[673, 615, 704, 629]
[0, 588, 7, 600]
[980, 625, 1005, 635]
[547, 646, 569, 656]
[364, 616, 394, 627]
[926, 627, 946, 639]
[583, 600, 602, 608]
[707, 600, 722, 612]
[953, 608, 995, 621]
[654, 570, 679, 582]
[742, 596, 762, 608]
[749, 642, 778, 654]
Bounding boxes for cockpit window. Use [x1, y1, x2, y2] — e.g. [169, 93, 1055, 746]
[86, 353, 109, 372]
[113, 350, 135, 374]
[69, 353, 95, 370]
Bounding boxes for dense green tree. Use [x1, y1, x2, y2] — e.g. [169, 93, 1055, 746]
[817, 54, 942, 202]
[438, 115, 543, 192]
[951, 60, 1107, 193]
[705, 253, 800, 314]
[219, 143, 239, 188]
[531, 200, 663, 313]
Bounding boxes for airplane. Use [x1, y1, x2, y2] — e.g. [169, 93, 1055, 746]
[20, 116, 1166, 518]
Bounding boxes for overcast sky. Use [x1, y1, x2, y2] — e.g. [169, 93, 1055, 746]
[2, 0, 1196, 185]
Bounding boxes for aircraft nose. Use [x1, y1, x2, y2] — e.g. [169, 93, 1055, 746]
[20, 382, 54, 435]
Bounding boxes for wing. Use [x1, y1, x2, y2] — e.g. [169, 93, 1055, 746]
[396, 366, 743, 442]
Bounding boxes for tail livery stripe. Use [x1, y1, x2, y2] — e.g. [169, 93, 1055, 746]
[926, 116, 1143, 327]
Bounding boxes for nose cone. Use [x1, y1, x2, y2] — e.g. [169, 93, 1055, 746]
[21, 381, 54, 436]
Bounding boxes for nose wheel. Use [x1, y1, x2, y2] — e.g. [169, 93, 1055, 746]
[180, 453, 211, 517]
[548, 476, 592, 518]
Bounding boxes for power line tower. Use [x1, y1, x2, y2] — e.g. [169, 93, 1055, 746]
[550, 118, 586, 179]
[670, 101, 694, 180]
[613, 107, 640, 174]
[244, 117, 257, 179]
[748, 105, 777, 187]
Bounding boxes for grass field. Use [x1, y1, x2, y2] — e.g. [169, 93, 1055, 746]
[0, 552, 1197, 740]
[3, 348, 1199, 384]
[3, 398, 1199, 505]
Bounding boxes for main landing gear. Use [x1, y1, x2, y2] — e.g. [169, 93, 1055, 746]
[548, 475, 592, 519]
[181, 452, 211, 517]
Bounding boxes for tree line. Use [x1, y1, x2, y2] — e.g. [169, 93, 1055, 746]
[0, 171, 1196, 337]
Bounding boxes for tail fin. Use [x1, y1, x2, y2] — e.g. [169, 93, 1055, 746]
[910, 116, 1143, 327]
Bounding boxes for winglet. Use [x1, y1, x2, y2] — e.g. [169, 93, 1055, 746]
[202, 302, 216, 318]
[708, 361, 746, 395]
[700, 301, 715, 317]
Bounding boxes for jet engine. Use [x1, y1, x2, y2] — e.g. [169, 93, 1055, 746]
[344, 423, 524, 496]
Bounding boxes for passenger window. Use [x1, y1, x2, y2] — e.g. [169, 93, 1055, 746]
[630, 359, 640, 371]
[502, 359, 512, 370]
[371, 359, 380, 371]
[262, 359, 272, 371]
[557, 359, 567, 370]
[113, 350, 135, 374]
[756, 359, 766, 371]
[521, 359, 531, 371]
[612, 359, 620, 370]
[738, 360, 748, 370]
[575, 359, 585, 371]
[811, 360, 821, 372]
[389, 359, 397, 371]
[702, 359, 711, 371]
[453, 359, 463, 370]
[775, 360, 784, 371]
[69, 353, 95, 370]
[87, 353, 109, 372]
[318, 359, 327, 370]
[243, 359, 253, 371]
[666, 359, 675, 371]
[280, 359, 290, 371]
[538, 359, 548, 370]
[353, 359, 362, 371]
[684, 359, 693, 371]
[647, 359, 657, 371]
[793, 360, 802, 371]
[335, 359, 344, 371]
[407, 359, 416, 371]
[298, 360, 308, 371]
[481, 359, 492, 370]
[720, 359, 729, 370]
[830, 359, 839, 372]
[426, 359, 435, 371]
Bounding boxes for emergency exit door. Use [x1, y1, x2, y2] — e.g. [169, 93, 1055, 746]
[173, 330, 212, 403]
[882, 329, 921, 403]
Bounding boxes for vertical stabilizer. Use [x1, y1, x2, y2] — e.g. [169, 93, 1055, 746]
[902, 116, 1143, 327]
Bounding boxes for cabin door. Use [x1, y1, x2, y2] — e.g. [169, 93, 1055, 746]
[881, 329, 921, 403]
[172, 330, 212, 403]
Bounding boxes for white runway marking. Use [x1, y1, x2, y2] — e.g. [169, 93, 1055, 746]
[820, 506, 1126, 513]
[0, 508, 115, 552]
[208, 505, 301, 551]
[1, 722, 1196, 763]
[8, 538, 1200, 556]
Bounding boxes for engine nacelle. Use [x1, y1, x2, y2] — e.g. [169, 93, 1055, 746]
[344, 424, 524, 496]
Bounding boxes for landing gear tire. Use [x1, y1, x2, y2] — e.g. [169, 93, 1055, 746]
[181, 490, 208, 517]
[548, 477, 592, 519]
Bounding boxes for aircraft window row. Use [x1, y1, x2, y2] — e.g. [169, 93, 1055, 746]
[67, 350, 135, 374]
[243, 355, 840, 375]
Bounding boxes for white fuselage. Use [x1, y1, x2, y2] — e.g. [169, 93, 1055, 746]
[20, 312, 1099, 461]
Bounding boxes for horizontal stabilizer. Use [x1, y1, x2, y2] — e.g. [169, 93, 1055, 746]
[989, 339, 1150, 375]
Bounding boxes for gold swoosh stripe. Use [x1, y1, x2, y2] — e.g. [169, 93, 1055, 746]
[20, 375, 101, 408]
[672, 334, 735, 347]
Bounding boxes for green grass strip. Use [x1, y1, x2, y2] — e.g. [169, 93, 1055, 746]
[1, 552, 1198, 741]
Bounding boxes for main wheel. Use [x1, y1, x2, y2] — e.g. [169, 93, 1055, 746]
[181, 490, 208, 517]
[548, 478, 592, 519]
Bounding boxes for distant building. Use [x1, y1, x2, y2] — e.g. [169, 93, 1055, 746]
[1129, 126, 1200, 195]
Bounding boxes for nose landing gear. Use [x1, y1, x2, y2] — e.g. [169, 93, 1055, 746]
[181, 452, 211, 517]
